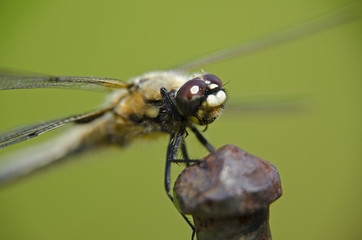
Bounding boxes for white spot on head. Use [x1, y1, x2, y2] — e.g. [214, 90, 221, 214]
[204, 80, 211, 84]
[209, 83, 218, 89]
[190, 85, 200, 94]
[216, 91, 226, 102]
[206, 90, 226, 107]
[206, 95, 217, 106]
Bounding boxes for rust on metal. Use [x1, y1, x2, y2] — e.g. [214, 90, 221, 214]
[173, 144, 282, 240]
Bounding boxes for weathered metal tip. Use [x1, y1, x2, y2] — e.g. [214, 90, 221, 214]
[173, 144, 282, 240]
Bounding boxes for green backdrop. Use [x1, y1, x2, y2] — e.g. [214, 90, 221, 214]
[0, 0, 361, 239]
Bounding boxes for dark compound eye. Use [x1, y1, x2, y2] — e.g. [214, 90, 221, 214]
[176, 78, 207, 117]
[178, 79, 207, 100]
[203, 74, 222, 88]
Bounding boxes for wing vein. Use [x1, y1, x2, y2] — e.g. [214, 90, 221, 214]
[0, 73, 129, 91]
[0, 108, 112, 149]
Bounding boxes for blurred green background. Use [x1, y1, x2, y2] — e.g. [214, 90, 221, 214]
[0, 0, 361, 239]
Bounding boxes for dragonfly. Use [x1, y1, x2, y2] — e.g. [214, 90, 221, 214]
[0, 3, 358, 240]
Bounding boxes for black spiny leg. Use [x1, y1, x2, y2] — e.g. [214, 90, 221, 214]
[180, 138, 190, 167]
[160, 87, 196, 239]
[190, 125, 215, 152]
[165, 131, 196, 240]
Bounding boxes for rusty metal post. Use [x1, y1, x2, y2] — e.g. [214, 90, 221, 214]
[173, 144, 282, 240]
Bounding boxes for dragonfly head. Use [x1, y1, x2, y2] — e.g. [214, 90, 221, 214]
[176, 73, 226, 125]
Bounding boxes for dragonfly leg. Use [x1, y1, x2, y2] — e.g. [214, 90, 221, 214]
[160, 87, 183, 121]
[172, 140, 202, 164]
[189, 125, 215, 152]
[171, 159, 201, 164]
[180, 138, 192, 167]
[165, 131, 196, 240]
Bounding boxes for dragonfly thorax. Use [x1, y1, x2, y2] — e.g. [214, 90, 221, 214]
[109, 71, 226, 137]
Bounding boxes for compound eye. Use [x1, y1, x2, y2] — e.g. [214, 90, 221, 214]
[178, 79, 207, 100]
[203, 74, 222, 88]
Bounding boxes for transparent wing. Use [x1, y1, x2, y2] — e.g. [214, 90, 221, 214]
[0, 68, 129, 91]
[172, 1, 359, 71]
[225, 93, 311, 114]
[0, 107, 112, 149]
